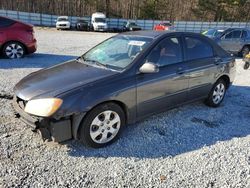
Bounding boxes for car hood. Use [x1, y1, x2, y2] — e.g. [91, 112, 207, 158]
[93, 22, 107, 26]
[14, 60, 118, 101]
[56, 21, 70, 25]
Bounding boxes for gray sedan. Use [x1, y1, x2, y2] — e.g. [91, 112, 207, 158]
[13, 31, 236, 148]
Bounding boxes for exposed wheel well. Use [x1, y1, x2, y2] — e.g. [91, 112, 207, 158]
[241, 45, 250, 56]
[242, 44, 250, 51]
[218, 75, 230, 89]
[75, 100, 128, 140]
[93, 100, 128, 123]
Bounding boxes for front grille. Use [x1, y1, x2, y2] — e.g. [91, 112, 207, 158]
[59, 24, 66, 26]
[98, 26, 104, 29]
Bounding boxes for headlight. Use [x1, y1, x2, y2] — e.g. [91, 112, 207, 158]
[24, 98, 63, 117]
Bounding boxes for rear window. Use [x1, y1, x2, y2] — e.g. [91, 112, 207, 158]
[0, 17, 15, 28]
[185, 37, 214, 61]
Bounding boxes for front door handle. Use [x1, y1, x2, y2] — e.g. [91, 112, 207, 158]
[214, 57, 223, 65]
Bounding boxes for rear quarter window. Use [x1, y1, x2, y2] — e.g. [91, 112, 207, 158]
[185, 37, 214, 61]
[0, 17, 15, 28]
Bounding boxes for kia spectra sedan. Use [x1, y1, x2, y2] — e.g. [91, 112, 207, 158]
[13, 31, 236, 148]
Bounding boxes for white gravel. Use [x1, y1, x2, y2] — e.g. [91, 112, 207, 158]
[0, 27, 250, 188]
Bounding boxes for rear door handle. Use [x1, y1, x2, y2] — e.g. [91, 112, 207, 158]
[176, 68, 185, 74]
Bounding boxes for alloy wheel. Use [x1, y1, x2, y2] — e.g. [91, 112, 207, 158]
[5, 43, 24, 59]
[212, 83, 225, 104]
[90, 110, 121, 144]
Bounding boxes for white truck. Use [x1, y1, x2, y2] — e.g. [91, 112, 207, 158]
[91, 12, 108, 32]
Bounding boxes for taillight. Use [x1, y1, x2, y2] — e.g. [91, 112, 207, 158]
[26, 28, 35, 40]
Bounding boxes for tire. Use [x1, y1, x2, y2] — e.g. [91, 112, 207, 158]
[2, 41, 25, 59]
[241, 46, 250, 58]
[244, 62, 250, 70]
[205, 79, 227, 107]
[79, 103, 125, 148]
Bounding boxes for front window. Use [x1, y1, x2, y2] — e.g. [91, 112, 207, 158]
[95, 18, 106, 23]
[146, 37, 182, 66]
[81, 35, 153, 70]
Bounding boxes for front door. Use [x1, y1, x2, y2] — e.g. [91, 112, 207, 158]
[136, 36, 189, 118]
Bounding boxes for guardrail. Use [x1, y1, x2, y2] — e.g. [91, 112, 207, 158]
[1, 9, 250, 32]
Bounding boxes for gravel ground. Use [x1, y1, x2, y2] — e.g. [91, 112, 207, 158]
[0, 27, 250, 188]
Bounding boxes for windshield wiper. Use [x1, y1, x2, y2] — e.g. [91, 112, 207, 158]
[77, 56, 121, 71]
[81, 57, 107, 68]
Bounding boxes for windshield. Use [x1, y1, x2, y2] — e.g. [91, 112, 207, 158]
[81, 35, 153, 70]
[58, 18, 68, 22]
[214, 30, 224, 37]
[95, 18, 106, 23]
[130, 22, 137, 26]
[162, 23, 171, 26]
[204, 29, 216, 36]
[78, 19, 87, 23]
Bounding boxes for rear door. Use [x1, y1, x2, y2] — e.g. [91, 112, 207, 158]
[136, 35, 189, 118]
[183, 35, 218, 100]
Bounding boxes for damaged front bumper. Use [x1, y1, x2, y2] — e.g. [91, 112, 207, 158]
[12, 95, 73, 142]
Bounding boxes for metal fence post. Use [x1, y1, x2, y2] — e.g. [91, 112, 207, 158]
[40, 13, 42, 26]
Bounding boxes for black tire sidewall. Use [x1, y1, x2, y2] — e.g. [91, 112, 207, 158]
[206, 79, 227, 107]
[2, 41, 25, 59]
[244, 62, 250, 70]
[79, 103, 125, 148]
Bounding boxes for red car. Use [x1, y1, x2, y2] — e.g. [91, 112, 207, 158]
[0, 16, 37, 59]
[154, 22, 172, 31]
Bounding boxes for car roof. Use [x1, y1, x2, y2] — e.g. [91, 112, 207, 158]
[120, 30, 204, 39]
[58, 16, 68, 19]
[0, 16, 33, 27]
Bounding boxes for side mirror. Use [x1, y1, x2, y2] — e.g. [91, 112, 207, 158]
[139, 62, 159, 74]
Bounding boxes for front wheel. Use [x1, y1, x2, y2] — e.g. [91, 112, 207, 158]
[2, 42, 25, 59]
[205, 79, 227, 107]
[79, 103, 125, 148]
[244, 62, 250, 70]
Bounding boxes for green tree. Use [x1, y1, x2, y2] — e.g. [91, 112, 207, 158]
[193, 0, 248, 21]
[139, 0, 159, 19]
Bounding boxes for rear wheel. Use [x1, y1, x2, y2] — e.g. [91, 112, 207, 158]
[2, 42, 25, 59]
[205, 79, 227, 107]
[241, 46, 250, 58]
[79, 103, 125, 148]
